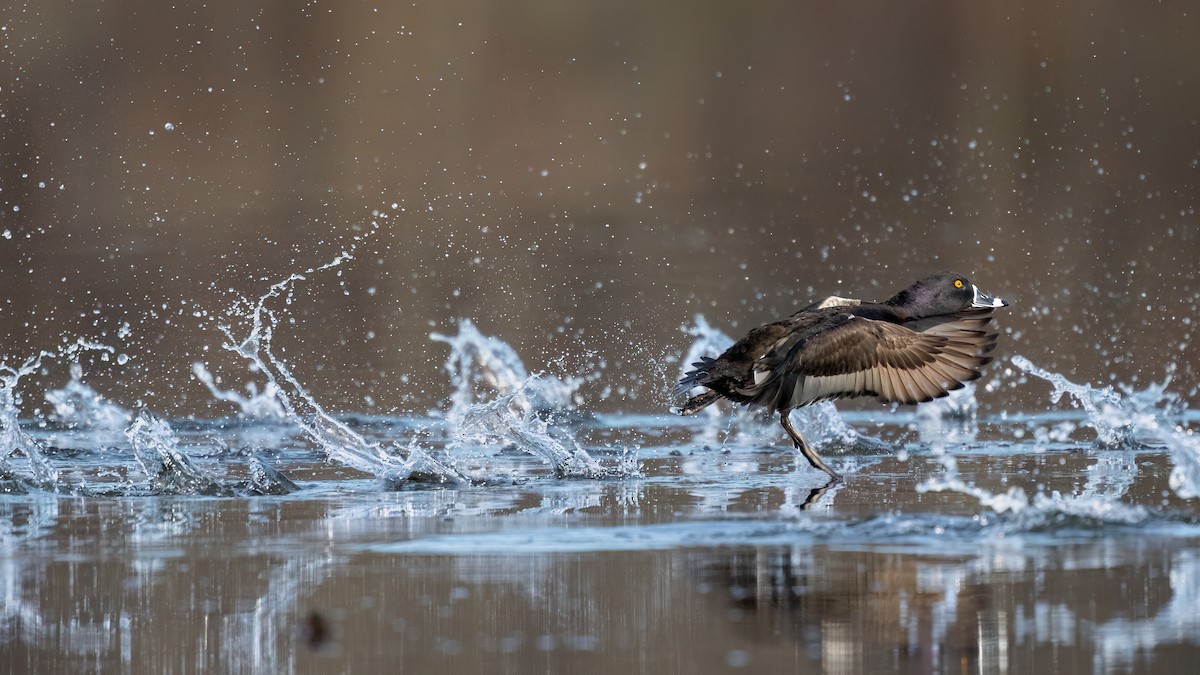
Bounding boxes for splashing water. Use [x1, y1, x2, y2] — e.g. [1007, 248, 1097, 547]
[191, 362, 287, 419]
[792, 402, 873, 449]
[127, 411, 232, 496]
[919, 354, 1199, 512]
[1167, 435, 1200, 499]
[457, 384, 627, 479]
[916, 451, 1031, 514]
[217, 251, 388, 471]
[431, 318, 580, 421]
[1013, 354, 1200, 499]
[915, 384, 980, 443]
[917, 448, 1150, 526]
[46, 362, 133, 433]
[216, 234, 469, 487]
[1011, 354, 1130, 446]
[246, 454, 300, 495]
[432, 319, 637, 479]
[2, 340, 115, 491]
[0, 353, 53, 489]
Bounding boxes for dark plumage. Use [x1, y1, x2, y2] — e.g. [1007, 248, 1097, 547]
[674, 272, 1008, 481]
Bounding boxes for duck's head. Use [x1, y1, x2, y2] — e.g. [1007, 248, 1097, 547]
[887, 271, 1008, 318]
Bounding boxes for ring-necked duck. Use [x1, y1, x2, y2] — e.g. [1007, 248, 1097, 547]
[675, 272, 1008, 481]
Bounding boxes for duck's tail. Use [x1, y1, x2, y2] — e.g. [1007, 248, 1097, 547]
[674, 356, 716, 394]
[671, 389, 722, 416]
[672, 356, 724, 415]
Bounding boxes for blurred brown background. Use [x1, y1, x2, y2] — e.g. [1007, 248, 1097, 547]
[3, 1, 1199, 416]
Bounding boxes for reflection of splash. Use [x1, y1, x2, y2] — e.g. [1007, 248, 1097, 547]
[1, 470, 1198, 671]
[431, 318, 580, 421]
[706, 537, 1200, 673]
[218, 554, 336, 671]
[1091, 549, 1200, 670]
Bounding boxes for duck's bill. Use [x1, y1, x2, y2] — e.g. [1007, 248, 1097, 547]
[971, 285, 1009, 308]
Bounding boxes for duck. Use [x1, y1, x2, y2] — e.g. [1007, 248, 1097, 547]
[674, 271, 1008, 481]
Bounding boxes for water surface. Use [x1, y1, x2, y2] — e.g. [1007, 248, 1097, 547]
[4, 334, 1200, 673]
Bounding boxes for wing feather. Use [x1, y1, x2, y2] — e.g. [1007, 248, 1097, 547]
[741, 311, 1000, 411]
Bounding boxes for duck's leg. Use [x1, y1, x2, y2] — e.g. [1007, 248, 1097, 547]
[797, 475, 841, 510]
[780, 411, 843, 481]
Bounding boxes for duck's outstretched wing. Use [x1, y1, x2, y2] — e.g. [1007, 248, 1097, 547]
[740, 310, 998, 413]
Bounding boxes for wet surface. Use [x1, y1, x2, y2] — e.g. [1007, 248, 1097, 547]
[4, 404, 1200, 674]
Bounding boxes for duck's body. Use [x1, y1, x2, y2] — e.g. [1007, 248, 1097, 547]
[675, 272, 1008, 480]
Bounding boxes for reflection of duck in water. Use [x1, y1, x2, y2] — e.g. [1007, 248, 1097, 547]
[675, 272, 1007, 481]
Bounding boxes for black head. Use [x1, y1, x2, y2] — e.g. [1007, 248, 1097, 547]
[885, 271, 1008, 318]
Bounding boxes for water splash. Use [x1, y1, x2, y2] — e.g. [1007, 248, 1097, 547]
[671, 315, 738, 446]
[915, 384, 979, 443]
[917, 451, 1031, 514]
[191, 362, 287, 419]
[216, 232, 469, 488]
[45, 362, 132, 432]
[918, 354, 1200, 514]
[431, 318, 579, 420]
[0, 353, 57, 489]
[792, 402, 874, 449]
[1167, 434, 1200, 499]
[0, 464, 31, 495]
[1, 340, 114, 491]
[917, 448, 1150, 526]
[246, 454, 300, 495]
[218, 242, 396, 475]
[127, 411, 233, 496]
[431, 321, 634, 480]
[458, 384, 629, 479]
[1013, 354, 1200, 499]
[1011, 355, 1130, 446]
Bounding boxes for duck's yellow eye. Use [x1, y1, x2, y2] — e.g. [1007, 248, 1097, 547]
[954, 279, 964, 289]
